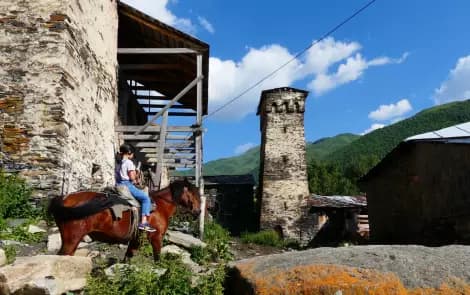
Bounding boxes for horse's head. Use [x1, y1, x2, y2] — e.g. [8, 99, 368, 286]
[170, 178, 201, 218]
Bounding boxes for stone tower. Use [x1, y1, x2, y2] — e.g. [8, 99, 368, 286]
[257, 87, 315, 245]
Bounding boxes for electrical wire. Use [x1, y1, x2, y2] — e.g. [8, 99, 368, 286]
[204, 0, 378, 120]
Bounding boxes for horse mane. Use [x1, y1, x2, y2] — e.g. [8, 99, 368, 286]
[167, 179, 195, 202]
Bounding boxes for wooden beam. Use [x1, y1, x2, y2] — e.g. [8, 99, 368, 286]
[122, 134, 190, 140]
[144, 154, 195, 160]
[116, 125, 200, 133]
[120, 64, 184, 70]
[195, 53, 205, 240]
[118, 48, 198, 54]
[147, 158, 195, 164]
[139, 148, 195, 153]
[134, 75, 203, 135]
[138, 103, 193, 110]
[146, 112, 196, 117]
[134, 142, 194, 148]
[155, 110, 168, 188]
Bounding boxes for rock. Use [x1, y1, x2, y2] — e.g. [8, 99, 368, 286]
[161, 245, 203, 273]
[105, 263, 166, 278]
[0, 255, 92, 295]
[0, 240, 28, 247]
[82, 235, 92, 243]
[49, 227, 59, 233]
[27, 224, 46, 234]
[47, 233, 61, 252]
[0, 249, 6, 267]
[75, 248, 89, 257]
[6, 219, 28, 228]
[166, 230, 206, 249]
[226, 245, 470, 295]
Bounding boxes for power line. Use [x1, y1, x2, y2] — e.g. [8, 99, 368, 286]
[204, 0, 378, 120]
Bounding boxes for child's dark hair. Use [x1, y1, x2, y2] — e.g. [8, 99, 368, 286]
[119, 143, 134, 155]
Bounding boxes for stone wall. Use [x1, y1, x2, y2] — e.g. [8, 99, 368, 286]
[258, 87, 316, 245]
[0, 0, 118, 198]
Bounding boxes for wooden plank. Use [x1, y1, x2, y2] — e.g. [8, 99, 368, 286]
[138, 103, 193, 110]
[140, 148, 195, 154]
[122, 134, 190, 140]
[146, 112, 196, 117]
[134, 142, 194, 148]
[134, 76, 203, 135]
[144, 154, 195, 159]
[147, 112, 196, 117]
[116, 125, 200, 133]
[147, 158, 195, 164]
[118, 48, 198, 54]
[120, 64, 183, 70]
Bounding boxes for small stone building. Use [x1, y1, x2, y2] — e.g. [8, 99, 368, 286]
[257, 87, 315, 245]
[0, 1, 209, 198]
[360, 122, 470, 245]
[308, 195, 368, 247]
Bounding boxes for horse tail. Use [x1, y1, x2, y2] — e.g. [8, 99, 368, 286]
[48, 193, 114, 221]
[48, 195, 65, 222]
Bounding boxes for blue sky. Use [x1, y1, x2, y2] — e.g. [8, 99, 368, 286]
[122, 0, 470, 162]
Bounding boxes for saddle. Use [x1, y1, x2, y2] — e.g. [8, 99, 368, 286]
[102, 186, 141, 240]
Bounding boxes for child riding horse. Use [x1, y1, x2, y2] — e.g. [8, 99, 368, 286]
[48, 179, 201, 260]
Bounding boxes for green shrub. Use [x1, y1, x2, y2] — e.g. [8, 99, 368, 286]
[241, 230, 284, 247]
[1, 222, 44, 243]
[202, 221, 232, 262]
[2, 245, 16, 264]
[0, 171, 36, 219]
[193, 264, 226, 295]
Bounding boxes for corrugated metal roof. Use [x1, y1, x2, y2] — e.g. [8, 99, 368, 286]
[308, 195, 367, 208]
[405, 122, 470, 141]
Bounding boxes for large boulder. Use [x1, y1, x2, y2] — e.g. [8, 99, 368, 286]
[0, 255, 92, 295]
[166, 230, 206, 249]
[226, 245, 470, 295]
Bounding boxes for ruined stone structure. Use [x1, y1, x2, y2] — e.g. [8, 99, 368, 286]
[257, 87, 315, 245]
[0, 0, 119, 197]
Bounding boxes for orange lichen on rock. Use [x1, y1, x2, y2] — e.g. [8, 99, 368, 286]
[236, 263, 409, 295]
[233, 262, 470, 295]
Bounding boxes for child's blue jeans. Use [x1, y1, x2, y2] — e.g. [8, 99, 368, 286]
[117, 180, 151, 216]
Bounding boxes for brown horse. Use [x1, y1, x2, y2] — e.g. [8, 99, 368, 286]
[48, 179, 201, 260]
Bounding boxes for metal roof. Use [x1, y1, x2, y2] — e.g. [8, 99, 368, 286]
[308, 195, 367, 208]
[405, 122, 470, 141]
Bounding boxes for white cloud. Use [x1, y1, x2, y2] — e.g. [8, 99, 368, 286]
[361, 123, 385, 135]
[198, 16, 215, 34]
[368, 99, 413, 121]
[308, 52, 408, 95]
[234, 142, 256, 155]
[209, 44, 303, 120]
[434, 55, 470, 104]
[209, 38, 407, 120]
[121, 0, 195, 34]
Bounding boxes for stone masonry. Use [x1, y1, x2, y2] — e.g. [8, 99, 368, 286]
[258, 87, 316, 245]
[0, 0, 118, 198]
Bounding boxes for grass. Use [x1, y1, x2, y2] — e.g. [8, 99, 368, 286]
[241, 230, 284, 247]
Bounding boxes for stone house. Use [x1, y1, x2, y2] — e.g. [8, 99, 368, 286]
[360, 122, 470, 245]
[0, 1, 209, 198]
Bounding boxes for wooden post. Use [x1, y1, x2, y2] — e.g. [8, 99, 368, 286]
[195, 54, 206, 239]
[155, 110, 168, 189]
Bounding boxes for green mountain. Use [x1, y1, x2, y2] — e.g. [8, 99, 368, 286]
[189, 133, 359, 178]
[326, 100, 470, 171]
